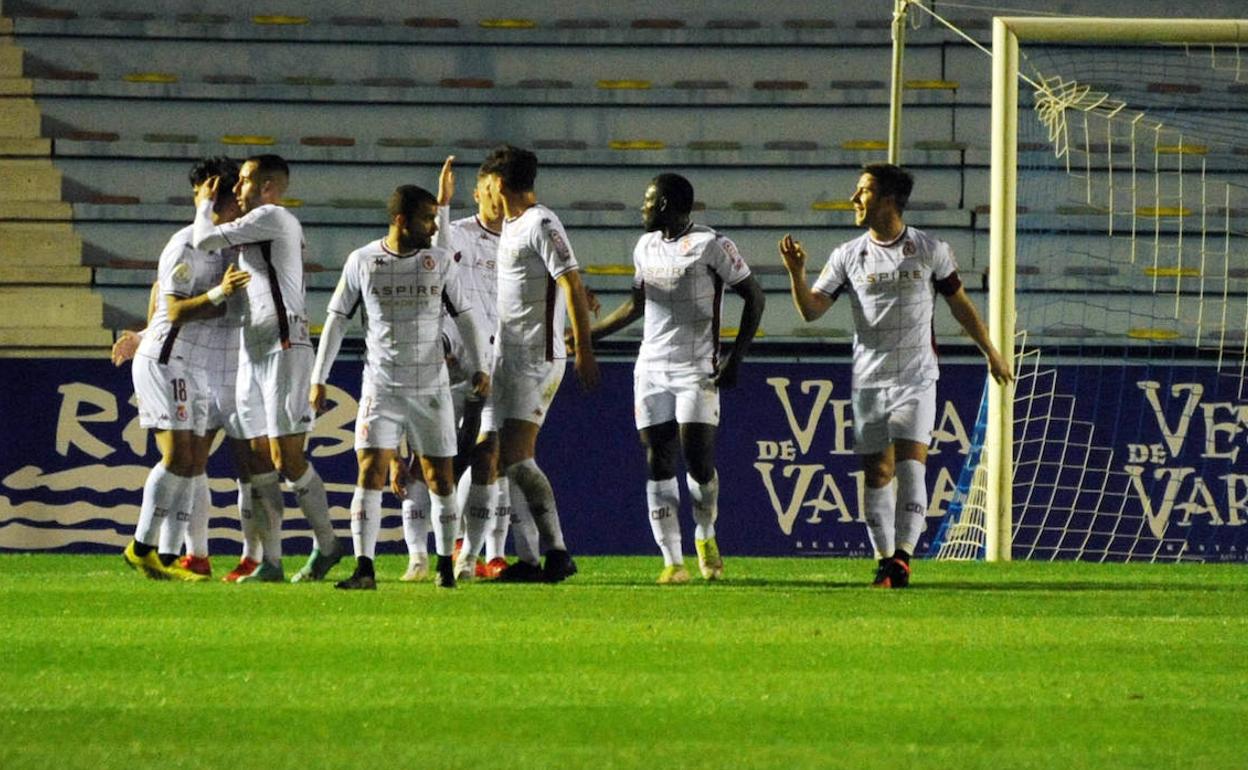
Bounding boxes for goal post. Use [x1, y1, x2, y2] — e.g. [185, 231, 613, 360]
[979, 16, 1248, 562]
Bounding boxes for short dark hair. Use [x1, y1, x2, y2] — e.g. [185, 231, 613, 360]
[862, 163, 914, 211]
[651, 173, 694, 215]
[246, 153, 290, 185]
[480, 144, 538, 192]
[388, 184, 438, 220]
[188, 156, 238, 189]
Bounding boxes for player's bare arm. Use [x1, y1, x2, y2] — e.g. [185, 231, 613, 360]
[166, 263, 251, 325]
[587, 285, 644, 344]
[714, 274, 766, 390]
[558, 269, 601, 390]
[437, 155, 456, 206]
[943, 287, 1014, 385]
[779, 234, 832, 321]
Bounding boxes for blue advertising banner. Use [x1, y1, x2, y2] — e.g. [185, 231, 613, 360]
[1, 357, 1244, 560]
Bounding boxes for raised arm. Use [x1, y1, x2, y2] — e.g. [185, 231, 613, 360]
[715, 274, 766, 389]
[191, 176, 286, 251]
[943, 287, 1014, 385]
[779, 234, 833, 322]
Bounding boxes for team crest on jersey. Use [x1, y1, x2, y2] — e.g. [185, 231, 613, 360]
[172, 263, 192, 284]
[903, 240, 916, 256]
[423, 255, 436, 270]
[176, 404, 188, 421]
[543, 219, 572, 262]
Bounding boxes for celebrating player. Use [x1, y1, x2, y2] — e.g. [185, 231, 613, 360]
[121, 157, 253, 582]
[591, 173, 764, 583]
[780, 163, 1013, 588]
[481, 144, 599, 583]
[192, 154, 348, 583]
[311, 184, 489, 590]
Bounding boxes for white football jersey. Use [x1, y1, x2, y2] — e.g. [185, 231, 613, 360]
[812, 226, 961, 389]
[326, 239, 473, 394]
[633, 224, 752, 374]
[193, 201, 311, 359]
[496, 204, 578, 364]
[138, 225, 238, 366]
[435, 208, 499, 383]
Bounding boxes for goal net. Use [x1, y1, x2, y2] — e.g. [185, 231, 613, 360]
[932, 17, 1248, 562]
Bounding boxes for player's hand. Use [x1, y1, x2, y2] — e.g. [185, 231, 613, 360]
[584, 285, 602, 317]
[778, 234, 808, 275]
[309, 383, 328, 415]
[110, 329, 141, 366]
[987, 349, 1015, 386]
[712, 352, 740, 390]
[574, 347, 600, 391]
[194, 175, 220, 207]
[220, 263, 250, 295]
[437, 155, 456, 206]
[470, 370, 491, 400]
[389, 457, 409, 497]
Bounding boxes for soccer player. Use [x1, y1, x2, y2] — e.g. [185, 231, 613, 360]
[311, 184, 488, 590]
[780, 163, 1013, 588]
[590, 173, 764, 583]
[121, 159, 253, 582]
[481, 144, 599, 583]
[192, 154, 348, 583]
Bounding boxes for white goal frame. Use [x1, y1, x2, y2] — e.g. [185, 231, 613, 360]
[986, 16, 1248, 561]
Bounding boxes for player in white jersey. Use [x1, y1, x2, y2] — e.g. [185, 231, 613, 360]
[590, 173, 764, 584]
[311, 184, 489, 590]
[193, 154, 348, 584]
[121, 158, 252, 582]
[781, 163, 1013, 588]
[479, 144, 599, 583]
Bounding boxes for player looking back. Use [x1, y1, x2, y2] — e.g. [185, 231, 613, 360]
[311, 184, 489, 590]
[780, 163, 1013, 588]
[192, 154, 347, 583]
[591, 173, 765, 583]
[481, 144, 599, 583]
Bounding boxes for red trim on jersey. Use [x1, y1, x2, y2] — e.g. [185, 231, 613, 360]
[158, 326, 181, 365]
[710, 268, 724, 371]
[260, 241, 292, 350]
[933, 270, 963, 297]
[544, 274, 557, 361]
[474, 216, 501, 237]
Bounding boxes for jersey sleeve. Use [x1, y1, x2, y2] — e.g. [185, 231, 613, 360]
[326, 253, 363, 318]
[931, 239, 963, 296]
[157, 237, 195, 299]
[708, 235, 752, 286]
[532, 213, 579, 280]
[631, 238, 645, 290]
[440, 250, 473, 318]
[193, 203, 289, 251]
[812, 245, 849, 297]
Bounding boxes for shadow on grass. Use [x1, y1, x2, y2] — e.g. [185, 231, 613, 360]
[574, 577, 1238, 593]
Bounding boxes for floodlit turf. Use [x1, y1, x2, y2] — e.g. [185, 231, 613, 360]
[0, 555, 1244, 769]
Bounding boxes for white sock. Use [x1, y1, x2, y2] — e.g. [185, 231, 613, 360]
[430, 491, 460, 558]
[349, 487, 382, 560]
[864, 481, 897, 559]
[686, 471, 719, 542]
[894, 459, 928, 556]
[251, 470, 284, 566]
[156, 472, 195, 556]
[455, 471, 471, 541]
[487, 479, 510, 561]
[460, 483, 495, 562]
[506, 458, 565, 553]
[238, 480, 263, 562]
[646, 477, 683, 566]
[182, 473, 211, 557]
[288, 465, 337, 552]
[508, 481, 541, 566]
[135, 463, 179, 546]
[402, 479, 430, 560]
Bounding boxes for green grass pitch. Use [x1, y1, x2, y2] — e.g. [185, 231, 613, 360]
[1, 554, 1243, 769]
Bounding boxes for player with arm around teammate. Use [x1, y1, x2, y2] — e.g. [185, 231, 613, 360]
[310, 184, 490, 590]
[779, 163, 1012, 588]
[193, 154, 349, 583]
[591, 173, 764, 583]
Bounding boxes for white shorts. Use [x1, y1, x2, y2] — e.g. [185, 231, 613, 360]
[236, 346, 315, 439]
[633, 366, 720, 430]
[202, 345, 252, 440]
[356, 387, 457, 458]
[852, 380, 937, 455]
[493, 356, 565, 428]
[133, 355, 209, 434]
[450, 379, 499, 436]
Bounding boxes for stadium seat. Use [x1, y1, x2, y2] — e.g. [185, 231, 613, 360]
[673, 80, 731, 90]
[251, 15, 310, 26]
[841, 139, 888, 151]
[440, 78, 494, 89]
[360, 77, 417, 87]
[688, 141, 742, 151]
[518, 79, 573, 89]
[631, 19, 685, 30]
[330, 16, 384, 27]
[597, 80, 651, 90]
[478, 19, 537, 29]
[783, 19, 838, 29]
[608, 140, 665, 150]
[177, 14, 229, 25]
[222, 135, 276, 146]
[554, 19, 610, 29]
[124, 72, 177, 83]
[403, 18, 460, 28]
[283, 76, 335, 86]
[569, 200, 627, 211]
[533, 139, 588, 149]
[1148, 82, 1201, 94]
[754, 80, 808, 90]
[731, 201, 785, 211]
[707, 20, 761, 30]
[301, 136, 355, 147]
[377, 137, 433, 147]
[100, 11, 154, 22]
[766, 140, 819, 151]
[204, 74, 256, 84]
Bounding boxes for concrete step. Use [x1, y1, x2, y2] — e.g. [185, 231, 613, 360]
[0, 326, 112, 348]
[0, 264, 91, 284]
[0, 78, 33, 96]
[0, 287, 103, 327]
[0, 45, 20, 77]
[0, 97, 39, 136]
[0, 222, 82, 263]
[0, 159, 61, 200]
[0, 199, 71, 219]
[0, 136, 49, 155]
